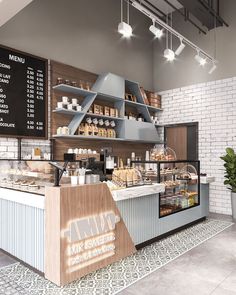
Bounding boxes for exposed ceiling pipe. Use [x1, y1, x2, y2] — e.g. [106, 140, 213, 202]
[143, 0, 169, 19]
[162, 0, 207, 34]
[198, 0, 229, 27]
[134, 0, 167, 23]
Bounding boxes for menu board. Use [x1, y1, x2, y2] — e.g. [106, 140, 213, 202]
[0, 45, 47, 138]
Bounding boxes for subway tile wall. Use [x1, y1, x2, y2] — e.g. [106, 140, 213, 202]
[159, 77, 236, 215]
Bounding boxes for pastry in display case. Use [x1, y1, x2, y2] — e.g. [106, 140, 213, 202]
[0, 160, 54, 195]
[111, 167, 144, 188]
[137, 146, 177, 179]
[158, 160, 200, 217]
[130, 158, 200, 218]
[150, 146, 176, 162]
[0, 160, 80, 195]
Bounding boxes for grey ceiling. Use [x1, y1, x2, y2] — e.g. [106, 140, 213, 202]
[147, 0, 182, 14]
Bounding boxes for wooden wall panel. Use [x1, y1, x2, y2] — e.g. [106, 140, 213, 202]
[51, 61, 98, 137]
[53, 138, 153, 161]
[45, 183, 136, 286]
[166, 126, 187, 160]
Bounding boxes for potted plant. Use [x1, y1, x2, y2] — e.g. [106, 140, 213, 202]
[221, 147, 236, 219]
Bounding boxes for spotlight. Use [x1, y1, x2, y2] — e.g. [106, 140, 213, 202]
[175, 38, 185, 56]
[149, 21, 163, 39]
[118, 21, 132, 37]
[209, 62, 217, 74]
[164, 48, 175, 62]
[195, 51, 207, 66]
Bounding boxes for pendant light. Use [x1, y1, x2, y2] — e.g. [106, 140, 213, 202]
[195, 50, 207, 66]
[208, 62, 217, 74]
[164, 12, 175, 62]
[149, 19, 163, 39]
[209, 14, 217, 74]
[118, 0, 132, 38]
[175, 38, 186, 56]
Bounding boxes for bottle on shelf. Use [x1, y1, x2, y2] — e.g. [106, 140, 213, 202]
[137, 113, 144, 122]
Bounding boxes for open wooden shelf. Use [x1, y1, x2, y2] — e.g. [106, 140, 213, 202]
[52, 135, 124, 141]
[147, 105, 163, 112]
[51, 64, 164, 144]
[53, 84, 96, 96]
[52, 135, 164, 144]
[125, 100, 148, 108]
[96, 92, 124, 102]
[53, 108, 84, 115]
[125, 100, 163, 113]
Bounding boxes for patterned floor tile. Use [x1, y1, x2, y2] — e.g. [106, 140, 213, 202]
[0, 219, 233, 295]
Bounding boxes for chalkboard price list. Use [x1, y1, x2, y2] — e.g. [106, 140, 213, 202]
[0, 46, 47, 138]
[26, 66, 35, 122]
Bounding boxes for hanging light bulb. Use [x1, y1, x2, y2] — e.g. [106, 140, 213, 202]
[149, 20, 163, 39]
[175, 38, 186, 56]
[118, 0, 132, 38]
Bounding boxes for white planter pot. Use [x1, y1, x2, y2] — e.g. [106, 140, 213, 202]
[231, 192, 236, 220]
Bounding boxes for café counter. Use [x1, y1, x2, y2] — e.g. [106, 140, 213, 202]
[0, 179, 213, 286]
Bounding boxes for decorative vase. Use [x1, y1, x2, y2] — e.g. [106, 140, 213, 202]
[231, 192, 236, 220]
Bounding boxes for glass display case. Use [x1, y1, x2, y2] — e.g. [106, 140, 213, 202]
[131, 159, 200, 218]
[0, 160, 81, 195]
[158, 160, 200, 218]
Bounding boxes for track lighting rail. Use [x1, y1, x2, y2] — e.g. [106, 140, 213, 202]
[131, 0, 215, 63]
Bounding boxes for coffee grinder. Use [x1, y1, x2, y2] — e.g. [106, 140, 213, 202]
[100, 147, 117, 180]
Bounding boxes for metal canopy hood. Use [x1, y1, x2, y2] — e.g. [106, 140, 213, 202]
[176, 0, 226, 30]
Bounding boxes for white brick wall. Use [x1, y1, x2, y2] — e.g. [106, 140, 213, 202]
[159, 76, 236, 215]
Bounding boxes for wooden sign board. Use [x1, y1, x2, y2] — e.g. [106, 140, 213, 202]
[45, 183, 136, 286]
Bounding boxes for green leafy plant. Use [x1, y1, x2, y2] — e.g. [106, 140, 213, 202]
[221, 147, 236, 193]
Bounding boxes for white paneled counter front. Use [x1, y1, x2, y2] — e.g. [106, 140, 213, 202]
[0, 187, 44, 209]
[0, 188, 45, 272]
